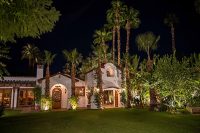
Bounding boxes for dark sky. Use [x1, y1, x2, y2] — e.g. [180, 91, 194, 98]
[7, 0, 200, 76]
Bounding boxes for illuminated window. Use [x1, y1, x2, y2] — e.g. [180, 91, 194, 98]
[107, 67, 114, 77]
[75, 87, 85, 96]
[103, 90, 114, 105]
[18, 89, 34, 106]
[0, 89, 11, 108]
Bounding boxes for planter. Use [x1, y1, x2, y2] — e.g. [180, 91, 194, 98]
[186, 106, 200, 114]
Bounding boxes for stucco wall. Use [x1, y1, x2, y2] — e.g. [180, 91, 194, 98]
[38, 74, 87, 109]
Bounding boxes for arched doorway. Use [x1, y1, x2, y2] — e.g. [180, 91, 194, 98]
[52, 88, 62, 109]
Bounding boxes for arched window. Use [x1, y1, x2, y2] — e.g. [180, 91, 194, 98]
[107, 67, 114, 77]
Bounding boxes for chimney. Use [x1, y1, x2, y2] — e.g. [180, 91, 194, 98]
[36, 65, 44, 79]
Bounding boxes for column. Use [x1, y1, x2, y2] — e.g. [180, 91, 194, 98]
[14, 87, 18, 108]
[10, 88, 14, 109]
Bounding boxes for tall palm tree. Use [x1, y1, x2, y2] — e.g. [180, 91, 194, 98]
[106, 10, 116, 64]
[136, 32, 160, 111]
[124, 6, 140, 54]
[109, 0, 125, 66]
[21, 43, 40, 68]
[63, 49, 82, 96]
[136, 32, 160, 71]
[44, 50, 56, 97]
[93, 28, 112, 63]
[126, 54, 140, 108]
[164, 14, 178, 55]
[0, 44, 10, 79]
[92, 44, 107, 109]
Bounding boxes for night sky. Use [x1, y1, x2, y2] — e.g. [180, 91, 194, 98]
[7, 0, 200, 76]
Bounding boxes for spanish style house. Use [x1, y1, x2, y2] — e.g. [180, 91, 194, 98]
[0, 63, 124, 109]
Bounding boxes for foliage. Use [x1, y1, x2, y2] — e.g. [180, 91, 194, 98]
[188, 95, 200, 107]
[164, 14, 178, 27]
[94, 92, 100, 109]
[154, 55, 195, 111]
[120, 90, 127, 106]
[62, 49, 82, 69]
[195, 0, 200, 14]
[63, 49, 82, 96]
[40, 96, 52, 111]
[0, 44, 10, 79]
[44, 50, 56, 66]
[123, 6, 140, 30]
[93, 28, 112, 45]
[136, 32, 160, 60]
[21, 44, 42, 67]
[69, 96, 79, 110]
[0, 0, 60, 42]
[33, 85, 42, 104]
[0, 104, 4, 117]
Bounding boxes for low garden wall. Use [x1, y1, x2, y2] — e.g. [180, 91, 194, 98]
[186, 107, 200, 114]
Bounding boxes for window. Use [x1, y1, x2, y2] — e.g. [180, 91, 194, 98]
[75, 87, 85, 96]
[107, 67, 114, 77]
[103, 90, 114, 105]
[0, 89, 11, 108]
[18, 89, 34, 106]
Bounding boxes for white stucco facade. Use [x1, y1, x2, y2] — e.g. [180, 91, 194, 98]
[0, 63, 124, 110]
[85, 63, 124, 109]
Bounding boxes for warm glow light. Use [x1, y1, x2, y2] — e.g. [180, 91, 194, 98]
[44, 105, 49, 111]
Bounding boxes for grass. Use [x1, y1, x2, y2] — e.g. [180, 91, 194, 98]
[0, 109, 200, 133]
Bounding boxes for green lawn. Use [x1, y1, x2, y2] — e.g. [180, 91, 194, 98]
[0, 109, 200, 133]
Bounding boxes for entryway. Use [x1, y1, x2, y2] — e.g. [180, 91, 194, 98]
[52, 88, 62, 109]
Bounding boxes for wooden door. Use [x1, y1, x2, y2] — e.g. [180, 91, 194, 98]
[52, 88, 62, 109]
[115, 90, 118, 107]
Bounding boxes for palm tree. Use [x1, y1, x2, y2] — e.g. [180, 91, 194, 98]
[109, 0, 125, 66]
[106, 10, 116, 64]
[124, 6, 140, 54]
[21, 44, 40, 68]
[0, 44, 10, 79]
[93, 28, 112, 63]
[44, 50, 56, 97]
[63, 49, 82, 96]
[92, 44, 107, 109]
[127, 54, 140, 108]
[136, 32, 160, 111]
[164, 14, 178, 55]
[136, 32, 160, 71]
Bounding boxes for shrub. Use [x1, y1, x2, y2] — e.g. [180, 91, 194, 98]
[69, 96, 79, 110]
[33, 85, 42, 104]
[0, 105, 4, 117]
[40, 96, 52, 111]
[120, 91, 127, 106]
[93, 92, 100, 109]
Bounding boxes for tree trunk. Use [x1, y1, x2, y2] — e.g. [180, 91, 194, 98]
[71, 63, 75, 96]
[117, 25, 121, 66]
[147, 58, 157, 111]
[102, 40, 107, 63]
[171, 24, 176, 55]
[45, 65, 50, 97]
[112, 26, 116, 64]
[126, 21, 131, 54]
[126, 62, 131, 108]
[97, 58, 103, 109]
[149, 87, 157, 111]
